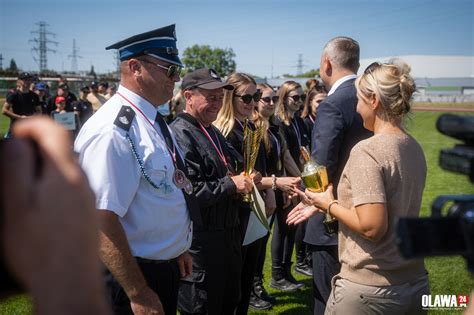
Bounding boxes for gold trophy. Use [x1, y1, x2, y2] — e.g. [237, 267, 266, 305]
[243, 119, 264, 201]
[300, 147, 337, 234]
[242, 119, 270, 231]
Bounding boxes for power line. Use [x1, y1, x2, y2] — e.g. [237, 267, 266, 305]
[296, 54, 303, 75]
[29, 21, 58, 72]
[68, 39, 82, 73]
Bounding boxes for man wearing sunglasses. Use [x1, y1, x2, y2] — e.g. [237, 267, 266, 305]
[75, 25, 197, 315]
[299, 37, 372, 315]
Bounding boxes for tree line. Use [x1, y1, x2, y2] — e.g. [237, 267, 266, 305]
[1, 45, 319, 79]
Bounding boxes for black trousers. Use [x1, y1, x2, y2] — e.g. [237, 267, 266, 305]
[105, 258, 180, 315]
[237, 237, 264, 315]
[271, 199, 297, 276]
[179, 228, 242, 315]
[295, 221, 308, 263]
[309, 245, 340, 315]
[254, 232, 270, 279]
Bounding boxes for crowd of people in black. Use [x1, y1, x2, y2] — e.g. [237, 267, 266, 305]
[1, 24, 435, 315]
[2, 74, 117, 138]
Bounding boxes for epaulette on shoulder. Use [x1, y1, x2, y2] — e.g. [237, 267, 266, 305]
[114, 106, 135, 131]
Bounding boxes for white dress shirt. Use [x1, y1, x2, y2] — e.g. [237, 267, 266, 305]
[327, 74, 358, 96]
[75, 85, 192, 260]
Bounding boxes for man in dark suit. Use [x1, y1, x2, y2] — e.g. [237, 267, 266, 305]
[304, 36, 372, 315]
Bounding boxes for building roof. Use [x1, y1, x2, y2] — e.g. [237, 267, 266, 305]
[359, 55, 474, 79]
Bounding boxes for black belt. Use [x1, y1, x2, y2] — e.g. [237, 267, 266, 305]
[135, 257, 177, 265]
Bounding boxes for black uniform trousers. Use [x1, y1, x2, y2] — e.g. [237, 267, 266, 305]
[179, 228, 242, 315]
[237, 237, 264, 315]
[309, 245, 340, 315]
[105, 258, 180, 315]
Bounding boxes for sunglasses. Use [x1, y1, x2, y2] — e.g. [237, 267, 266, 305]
[288, 94, 306, 102]
[364, 61, 383, 75]
[139, 59, 182, 78]
[260, 96, 279, 104]
[234, 92, 261, 104]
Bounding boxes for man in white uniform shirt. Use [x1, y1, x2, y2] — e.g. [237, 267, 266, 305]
[75, 24, 200, 315]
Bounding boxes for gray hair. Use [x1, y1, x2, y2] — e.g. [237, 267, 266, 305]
[323, 36, 360, 73]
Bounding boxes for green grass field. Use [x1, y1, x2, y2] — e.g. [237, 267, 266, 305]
[0, 109, 472, 314]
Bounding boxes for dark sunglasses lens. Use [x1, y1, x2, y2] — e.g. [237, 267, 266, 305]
[167, 65, 181, 78]
[301, 94, 306, 102]
[272, 96, 279, 103]
[261, 97, 271, 103]
[241, 95, 253, 104]
[364, 62, 381, 74]
[253, 93, 261, 102]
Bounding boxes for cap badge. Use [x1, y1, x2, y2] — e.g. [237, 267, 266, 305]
[209, 69, 220, 80]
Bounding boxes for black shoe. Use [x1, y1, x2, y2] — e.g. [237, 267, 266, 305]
[269, 278, 300, 292]
[254, 280, 276, 304]
[294, 262, 313, 277]
[249, 292, 272, 310]
[285, 263, 305, 289]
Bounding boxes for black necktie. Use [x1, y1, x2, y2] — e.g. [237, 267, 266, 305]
[154, 112, 202, 227]
[154, 113, 186, 171]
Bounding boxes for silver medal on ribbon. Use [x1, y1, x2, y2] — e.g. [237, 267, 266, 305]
[173, 169, 187, 189]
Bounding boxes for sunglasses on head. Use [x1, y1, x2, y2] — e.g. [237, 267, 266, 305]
[364, 61, 383, 75]
[288, 94, 306, 102]
[364, 61, 396, 75]
[234, 91, 261, 104]
[139, 59, 182, 78]
[260, 96, 279, 104]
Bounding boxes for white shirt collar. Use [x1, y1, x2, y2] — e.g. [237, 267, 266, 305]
[327, 74, 358, 96]
[117, 85, 158, 124]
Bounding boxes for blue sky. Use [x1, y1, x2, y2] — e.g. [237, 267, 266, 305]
[0, 0, 472, 78]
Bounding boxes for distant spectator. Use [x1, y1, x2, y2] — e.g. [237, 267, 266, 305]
[43, 83, 51, 99]
[105, 83, 116, 99]
[2, 72, 41, 138]
[72, 86, 94, 127]
[87, 81, 107, 112]
[34, 82, 49, 115]
[301, 87, 327, 137]
[52, 96, 81, 137]
[98, 81, 108, 97]
[305, 78, 319, 91]
[46, 83, 77, 115]
[51, 96, 67, 118]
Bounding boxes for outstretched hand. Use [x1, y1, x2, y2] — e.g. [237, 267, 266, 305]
[286, 201, 319, 225]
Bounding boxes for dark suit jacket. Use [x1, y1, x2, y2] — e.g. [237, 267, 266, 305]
[304, 78, 372, 246]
